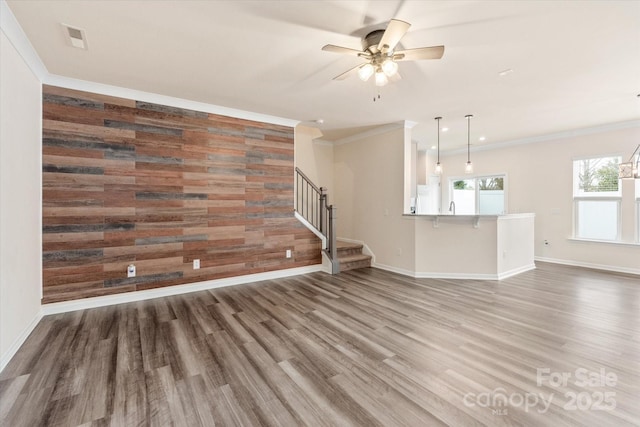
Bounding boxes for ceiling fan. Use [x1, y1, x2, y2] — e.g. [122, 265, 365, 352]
[322, 19, 444, 86]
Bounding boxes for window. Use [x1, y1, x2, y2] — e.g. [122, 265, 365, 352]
[572, 156, 621, 241]
[636, 179, 640, 242]
[478, 177, 505, 215]
[450, 175, 505, 215]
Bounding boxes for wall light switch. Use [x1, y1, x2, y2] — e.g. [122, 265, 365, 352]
[286, 249, 292, 258]
[127, 264, 136, 278]
[193, 259, 200, 269]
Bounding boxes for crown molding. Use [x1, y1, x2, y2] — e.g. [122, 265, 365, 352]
[0, 0, 48, 80]
[442, 119, 640, 157]
[44, 74, 300, 128]
[333, 121, 406, 146]
[312, 138, 335, 146]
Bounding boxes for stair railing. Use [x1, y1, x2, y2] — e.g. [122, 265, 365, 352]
[295, 167, 339, 273]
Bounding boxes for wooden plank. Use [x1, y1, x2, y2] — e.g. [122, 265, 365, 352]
[1, 264, 620, 425]
[40, 85, 319, 303]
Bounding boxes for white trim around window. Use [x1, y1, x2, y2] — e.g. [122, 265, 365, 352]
[573, 197, 621, 241]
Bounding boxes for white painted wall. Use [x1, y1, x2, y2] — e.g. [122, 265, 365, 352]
[414, 217, 498, 277]
[437, 126, 640, 274]
[0, 30, 43, 369]
[294, 125, 334, 194]
[333, 127, 416, 273]
[497, 214, 536, 276]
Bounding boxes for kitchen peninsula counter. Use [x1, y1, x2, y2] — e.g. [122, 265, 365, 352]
[404, 213, 535, 280]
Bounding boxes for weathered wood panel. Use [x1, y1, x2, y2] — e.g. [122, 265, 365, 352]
[42, 85, 321, 303]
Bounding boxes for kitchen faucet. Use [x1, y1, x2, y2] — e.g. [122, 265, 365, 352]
[449, 201, 455, 215]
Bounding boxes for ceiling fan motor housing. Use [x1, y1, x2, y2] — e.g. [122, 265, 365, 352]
[362, 29, 385, 54]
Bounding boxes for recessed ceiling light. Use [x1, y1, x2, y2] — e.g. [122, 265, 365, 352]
[498, 68, 513, 76]
[441, 127, 449, 132]
[479, 136, 486, 141]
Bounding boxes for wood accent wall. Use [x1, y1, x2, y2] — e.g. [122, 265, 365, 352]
[42, 85, 321, 303]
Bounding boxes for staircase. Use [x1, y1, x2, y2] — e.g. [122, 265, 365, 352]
[337, 241, 372, 271]
[294, 168, 371, 274]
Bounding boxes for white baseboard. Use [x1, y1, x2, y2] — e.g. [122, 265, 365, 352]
[1, 310, 43, 373]
[42, 264, 324, 316]
[497, 263, 537, 280]
[535, 257, 640, 276]
[374, 259, 496, 280]
[414, 271, 500, 280]
[374, 261, 536, 281]
[371, 262, 416, 278]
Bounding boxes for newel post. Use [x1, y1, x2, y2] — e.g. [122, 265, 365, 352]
[319, 187, 327, 235]
[329, 205, 339, 273]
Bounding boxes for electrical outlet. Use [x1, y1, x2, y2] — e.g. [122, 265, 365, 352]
[127, 264, 136, 278]
[193, 259, 200, 269]
[286, 249, 292, 259]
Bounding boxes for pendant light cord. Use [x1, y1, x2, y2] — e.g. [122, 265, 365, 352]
[435, 117, 442, 163]
[465, 114, 473, 162]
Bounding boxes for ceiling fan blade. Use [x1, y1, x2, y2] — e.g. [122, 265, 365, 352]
[377, 19, 411, 52]
[322, 44, 364, 56]
[333, 63, 365, 81]
[393, 46, 445, 61]
[389, 71, 402, 82]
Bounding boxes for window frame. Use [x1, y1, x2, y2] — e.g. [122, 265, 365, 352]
[448, 173, 508, 215]
[636, 198, 640, 243]
[572, 155, 622, 242]
[636, 179, 640, 243]
[572, 197, 622, 241]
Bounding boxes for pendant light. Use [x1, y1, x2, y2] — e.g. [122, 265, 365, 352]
[465, 114, 473, 174]
[618, 144, 640, 179]
[434, 117, 443, 175]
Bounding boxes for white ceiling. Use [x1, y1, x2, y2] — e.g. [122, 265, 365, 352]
[7, 0, 640, 151]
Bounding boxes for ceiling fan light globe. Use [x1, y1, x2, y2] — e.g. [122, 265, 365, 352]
[375, 71, 389, 87]
[381, 59, 398, 77]
[358, 63, 374, 81]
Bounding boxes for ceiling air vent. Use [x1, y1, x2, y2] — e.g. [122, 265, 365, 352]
[61, 24, 88, 49]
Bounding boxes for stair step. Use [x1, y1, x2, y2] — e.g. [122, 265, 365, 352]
[336, 241, 364, 257]
[334, 241, 371, 272]
[339, 254, 372, 272]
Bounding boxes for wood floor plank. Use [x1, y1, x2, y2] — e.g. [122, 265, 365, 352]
[1, 262, 639, 426]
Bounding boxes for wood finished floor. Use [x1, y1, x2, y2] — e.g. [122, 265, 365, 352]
[1, 262, 639, 426]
